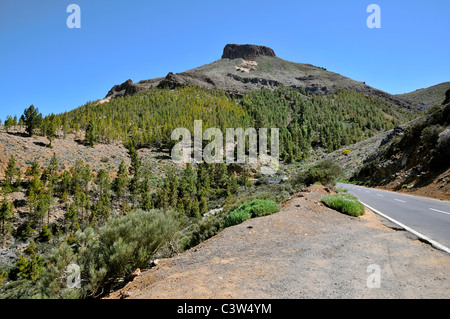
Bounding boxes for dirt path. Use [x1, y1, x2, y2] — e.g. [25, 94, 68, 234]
[107, 186, 450, 299]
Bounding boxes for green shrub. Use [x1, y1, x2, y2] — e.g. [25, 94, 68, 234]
[293, 160, 342, 187]
[224, 209, 252, 228]
[79, 209, 178, 296]
[321, 193, 365, 217]
[224, 199, 280, 228]
[175, 212, 227, 252]
[420, 125, 442, 148]
[37, 225, 52, 243]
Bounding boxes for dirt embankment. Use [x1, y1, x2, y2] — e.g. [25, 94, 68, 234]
[107, 185, 450, 299]
[382, 168, 450, 202]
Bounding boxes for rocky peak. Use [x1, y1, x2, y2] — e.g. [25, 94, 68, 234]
[105, 79, 146, 98]
[443, 88, 450, 105]
[221, 44, 276, 60]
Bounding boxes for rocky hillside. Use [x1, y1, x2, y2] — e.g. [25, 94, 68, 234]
[353, 101, 450, 200]
[0, 128, 173, 181]
[102, 44, 417, 111]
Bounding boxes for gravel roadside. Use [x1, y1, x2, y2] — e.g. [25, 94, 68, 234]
[107, 185, 450, 299]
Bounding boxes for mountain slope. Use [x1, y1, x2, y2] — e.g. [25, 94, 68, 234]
[395, 82, 450, 111]
[58, 85, 413, 163]
[103, 44, 414, 111]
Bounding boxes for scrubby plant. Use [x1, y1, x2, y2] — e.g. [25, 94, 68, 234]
[293, 159, 342, 187]
[175, 212, 227, 252]
[78, 209, 178, 296]
[420, 125, 442, 148]
[321, 192, 365, 217]
[224, 199, 280, 228]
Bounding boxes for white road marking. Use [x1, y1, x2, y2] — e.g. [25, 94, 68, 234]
[429, 208, 450, 215]
[394, 199, 406, 203]
[376, 194, 383, 197]
[360, 201, 450, 255]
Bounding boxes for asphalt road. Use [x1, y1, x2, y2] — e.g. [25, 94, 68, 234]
[336, 183, 450, 253]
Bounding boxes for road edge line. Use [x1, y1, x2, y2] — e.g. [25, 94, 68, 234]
[360, 201, 450, 255]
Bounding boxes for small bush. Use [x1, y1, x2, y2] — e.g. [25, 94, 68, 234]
[420, 125, 442, 148]
[321, 193, 365, 217]
[175, 212, 227, 252]
[224, 199, 280, 228]
[79, 209, 178, 296]
[255, 176, 269, 186]
[293, 160, 342, 187]
[37, 225, 52, 243]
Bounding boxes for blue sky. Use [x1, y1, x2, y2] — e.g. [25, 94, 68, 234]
[0, 0, 449, 121]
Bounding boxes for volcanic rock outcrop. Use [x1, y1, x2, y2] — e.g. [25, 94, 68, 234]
[221, 44, 276, 59]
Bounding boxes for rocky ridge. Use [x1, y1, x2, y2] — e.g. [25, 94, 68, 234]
[100, 44, 421, 112]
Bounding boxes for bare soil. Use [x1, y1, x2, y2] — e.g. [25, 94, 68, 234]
[107, 185, 450, 299]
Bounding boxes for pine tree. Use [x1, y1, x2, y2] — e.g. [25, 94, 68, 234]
[96, 169, 110, 196]
[139, 177, 153, 211]
[26, 159, 42, 179]
[191, 197, 200, 219]
[70, 160, 91, 193]
[73, 189, 88, 224]
[199, 195, 208, 216]
[23, 105, 42, 137]
[85, 119, 97, 147]
[0, 199, 13, 236]
[113, 161, 129, 200]
[92, 193, 111, 223]
[46, 114, 57, 148]
[59, 171, 72, 196]
[128, 146, 141, 177]
[37, 224, 52, 242]
[196, 163, 211, 198]
[4, 155, 19, 191]
[36, 190, 52, 225]
[129, 146, 141, 196]
[179, 163, 196, 194]
[213, 163, 228, 190]
[4, 115, 15, 133]
[47, 153, 59, 186]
